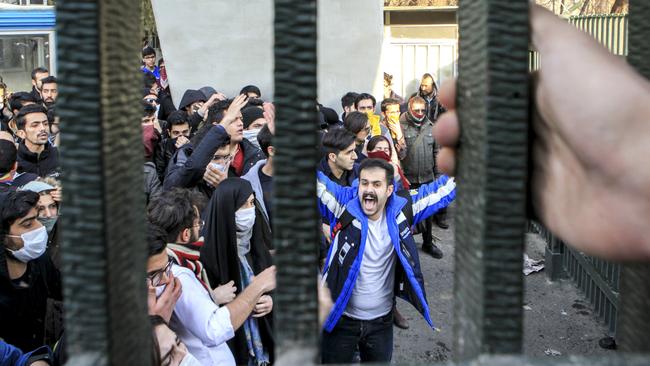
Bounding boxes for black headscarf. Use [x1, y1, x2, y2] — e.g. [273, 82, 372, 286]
[199, 178, 274, 364]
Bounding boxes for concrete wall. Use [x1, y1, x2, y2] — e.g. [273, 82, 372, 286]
[151, 0, 384, 113]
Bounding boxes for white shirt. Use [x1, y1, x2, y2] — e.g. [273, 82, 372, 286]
[345, 212, 396, 320]
[169, 265, 236, 366]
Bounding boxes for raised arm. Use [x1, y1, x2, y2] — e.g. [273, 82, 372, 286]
[317, 170, 356, 226]
[411, 174, 456, 226]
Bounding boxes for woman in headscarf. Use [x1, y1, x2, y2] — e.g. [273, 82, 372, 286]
[200, 178, 274, 366]
[366, 135, 410, 190]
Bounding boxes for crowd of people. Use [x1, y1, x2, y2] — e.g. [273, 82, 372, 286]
[2, 3, 649, 365]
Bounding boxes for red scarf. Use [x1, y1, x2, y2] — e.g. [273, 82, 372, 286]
[367, 150, 410, 190]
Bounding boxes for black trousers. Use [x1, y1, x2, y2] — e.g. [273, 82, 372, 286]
[321, 311, 394, 364]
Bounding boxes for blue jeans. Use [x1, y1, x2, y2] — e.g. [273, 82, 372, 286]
[321, 311, 394, 364]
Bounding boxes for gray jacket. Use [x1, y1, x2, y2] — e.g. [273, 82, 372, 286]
[398, 114, 438, 184]
[241, 159, 270, 224]
[144, 162, 162, 205]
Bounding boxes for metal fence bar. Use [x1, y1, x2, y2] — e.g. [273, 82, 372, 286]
[272, 0, 320, 364]
[615, 0, 650, 353]
[454, 0, 529, 360]
[56, 0, 148, 365]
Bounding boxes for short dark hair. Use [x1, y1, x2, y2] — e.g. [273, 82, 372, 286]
[0, 140, 17, 175]
[354, 93, 376, 109]
[157, 58, 165, 67]
[9, 92, 36, 112]
[166, 110, 189, 130]
[343, 111, 368, 135]
[149, 314, 167, 366]
[16, 104, 48, 130]
[146, 222, 168, 257]
[40, 76, 57, 87]
[380, 98, 400, 113]
[257, 124, 273, 158]
[142, 46, 156, 58]
[31, 67, 48, 80]
[1, 190, 39, 233]
[322, 128, 356, 156]
[142, 101, 156, 117]
[143, 73, 157, 89]
[207, 99, 232, 124]
[240, 85, 261, 98]
[359, 158, 394, 186]
[341, 92, 358, 109]
[367, 135, 392, 154]
[147, 188, 197, 243]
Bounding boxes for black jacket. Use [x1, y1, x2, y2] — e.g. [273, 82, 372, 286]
[16, 142, 59, 178]
[156, 90, 176, 122]
[153, 138, 179, 183]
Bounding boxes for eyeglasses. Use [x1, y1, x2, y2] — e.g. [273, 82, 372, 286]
[194, 219, 205, 231]
[147, 258, 173, 287]
[144, 98, 158, 104]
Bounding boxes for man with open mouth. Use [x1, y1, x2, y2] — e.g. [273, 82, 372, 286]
[317, 158, 456, 363]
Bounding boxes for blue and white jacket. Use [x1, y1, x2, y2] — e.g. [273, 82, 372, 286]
[317, 171, 456, 333]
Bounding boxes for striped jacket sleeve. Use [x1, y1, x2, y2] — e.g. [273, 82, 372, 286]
[317, 171, 356, 227]
[410, 174, 456, 227]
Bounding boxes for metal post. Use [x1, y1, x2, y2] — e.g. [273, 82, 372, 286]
[616, 0, 650, 353]
[273, 0, 320, 364]
[454, 0, 530, 361]
[56, 0, 149, 365]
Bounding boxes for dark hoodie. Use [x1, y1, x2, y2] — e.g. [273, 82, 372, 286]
[16, 142, 59, 178]
[178, 89, 207, 133]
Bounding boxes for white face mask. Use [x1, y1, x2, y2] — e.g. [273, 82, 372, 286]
[243, 128, 261, 149]
[235, 206, 256, 232]
[178, 352, 202, 366]
[6, 226, 48, 262]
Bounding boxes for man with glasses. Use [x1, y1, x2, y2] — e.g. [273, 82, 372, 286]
[141, 46, 160, 80]
[398, 96, 445, 259]
[15, 104, 59, 178]
[146, 194, 277, 366]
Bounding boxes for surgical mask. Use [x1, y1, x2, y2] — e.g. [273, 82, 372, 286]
[235, 206, 256, 232]
[243, 128, 261, 149]
[5, 226, 48, 262]
[178, 352, 202, 366]
[38, 216, 58, 234]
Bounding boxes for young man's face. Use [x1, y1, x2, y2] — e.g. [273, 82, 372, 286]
[154, 322, 189, 366]
[41, 83, 58, 104]
[5, 207, 41, 251]
[420, 77, 434, 96]
[358, 167, 393, 220]
[188, 101, 204, 115]
[143, 54, 156, 68]
[32, 71, 49, 91]
[355, 123, 371, 146]
[247, 118, 267, 131]
[210, 145, 232, 170]
[331, 141, 357, 172]
[225, 114, 244, 143]
[343, 104, 356, 114]
[356, 98, 374, 114]
[169, 123, 190, 139]
[147, 250, 172, 288]
[382, 104, 400, 122]
[19, 112, 49, 147]
[37, 193, 58, 219]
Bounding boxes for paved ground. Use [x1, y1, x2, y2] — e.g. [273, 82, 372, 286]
[392, 207, 615, 363]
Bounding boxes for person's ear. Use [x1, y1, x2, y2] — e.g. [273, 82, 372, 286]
[180, 228, 190, 243]
[387, 182, 394, 196]
[328, 152, 337, 163]
[16, 129, 25, 140]
[267, 146, 275, 157]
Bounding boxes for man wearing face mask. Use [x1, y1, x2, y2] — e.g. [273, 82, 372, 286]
[0, 190, 62, 352]
[240, 106, 267, 150]
[398, 96, 446, 259]
[317, 159, 455, 363]
[154, 110, 190, 184]
[18, 180, 61, 268]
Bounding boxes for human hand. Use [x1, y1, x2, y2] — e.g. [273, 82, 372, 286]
[199, 92, 224, 117]
[174, 135, 190, 149]
[203, 162, 228, 187]
[220, 93, 248, 128]
[29, 361, 49, 366]
[212, 280, 237, 305]
[434, 4, 650, 260]
[321, 223, 331, 244]
[318, 282, 333, 328]
[263, 102, 275, 134]
[251, 265, 277, 294]
[50, 187, 62, 203]
[147, 274, 182, 323]
[252, 295, 273, 318]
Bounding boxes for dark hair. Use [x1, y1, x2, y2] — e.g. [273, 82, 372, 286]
[147, 188, 197, 244]
[0, 140, 17, 175]
[240, 85, 261, 98]
[8, 92, 36, 112]
[359, 158, 394, 185]
[146, 223, 168, 257]
[166, 110, 188, 130]
[16, 104, 48, 130]
[142, 101, 157, 117]
[31, 67, 49, 80]
[142, 46, 156, 58]
[367, 135, 392, 154]
[40, 76, 57, 87]
[46, 107, 56, 123]
[149, 315, 167, 366]
[340, 92, 359, 109]
[1, 190, 39, 233]
[143, 73, 157, 89]
[157, 58, 165, 67]
[343, 111, 368, 134]
[257, 124, 273, 158]
[354, 93, 376, 109]
[207, 99, 232, 124]
[322, 128, 356, 156]
[380, 98, 400, 113]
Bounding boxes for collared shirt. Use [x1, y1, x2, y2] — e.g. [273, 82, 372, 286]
[169, 265, 236, 366]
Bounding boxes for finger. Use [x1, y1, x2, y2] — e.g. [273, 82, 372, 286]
[434, 111, 460, 148]
[437, 147, 456, 176]
[438, 79, 457, 110]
